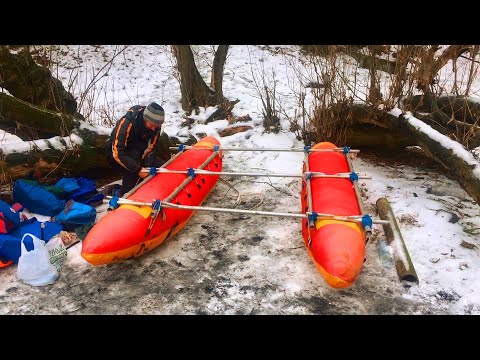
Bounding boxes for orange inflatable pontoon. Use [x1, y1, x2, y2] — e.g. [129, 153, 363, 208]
[82, 136, 222, 265]
[301, 142, 366, 289]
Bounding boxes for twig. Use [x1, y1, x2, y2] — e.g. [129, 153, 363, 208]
[77, 45, 129, 114]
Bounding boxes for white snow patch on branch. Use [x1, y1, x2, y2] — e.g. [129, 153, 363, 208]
[0, 133, 84, 155]
[404, 111, 480, 178]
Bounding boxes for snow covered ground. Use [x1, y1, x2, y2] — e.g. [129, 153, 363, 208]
[0, 45, 479, 315]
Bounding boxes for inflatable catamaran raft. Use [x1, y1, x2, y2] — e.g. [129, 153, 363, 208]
[82, 137, 388, 288]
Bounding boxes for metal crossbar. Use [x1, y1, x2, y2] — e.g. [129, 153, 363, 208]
[104, 196, 389, 225]
[141, 168, 371, 179]
[169, 146, 360, 153]
[110, 144, 387, 230]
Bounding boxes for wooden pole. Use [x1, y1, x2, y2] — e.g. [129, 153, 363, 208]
[164, 151, 220, 203]
[304, 152, 315, 227]
[376, 197, 419, 284]
[344, 152, 373, 239]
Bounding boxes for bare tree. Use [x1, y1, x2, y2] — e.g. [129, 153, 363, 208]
[172, 45, 229, 112]
[298, 45, 480, 203]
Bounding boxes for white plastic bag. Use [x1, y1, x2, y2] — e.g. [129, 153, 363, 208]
[17, 233, 58, 287]
[45, 235, 67, 271]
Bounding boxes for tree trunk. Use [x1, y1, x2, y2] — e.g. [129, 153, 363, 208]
[0, 46, 77, 115]
[415, 45, 471, 92]
[173, 45, 231, 113]
[174, 45, 216, 111]
[344, 124, 416, 149]
[0, 93, 76, 139]
[211, 45, 229, 104]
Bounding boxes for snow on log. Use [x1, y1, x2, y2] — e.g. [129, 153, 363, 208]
[398, 111, 480, 205]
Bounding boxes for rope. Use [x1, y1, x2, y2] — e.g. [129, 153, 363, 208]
[307, 219, 313, 247]
[218, 178, 242, 207]
[145, 200, 163, 236]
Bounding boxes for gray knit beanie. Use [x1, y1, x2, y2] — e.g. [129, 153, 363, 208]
[143, 102, 165, 125]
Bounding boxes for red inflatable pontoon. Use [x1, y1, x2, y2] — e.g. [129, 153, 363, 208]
[301, 142, 366, 288]
[82, 136, 222, 265]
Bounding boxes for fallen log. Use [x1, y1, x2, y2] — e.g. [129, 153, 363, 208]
[400, 112, 480, 204]
[0, 93, 77, 139]
[0, 128, 111, 181]
[0, 46, 77, 115]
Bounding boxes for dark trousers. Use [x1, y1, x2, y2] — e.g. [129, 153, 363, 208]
[108, 153, 165, 197]
[119, 167, 141, 197]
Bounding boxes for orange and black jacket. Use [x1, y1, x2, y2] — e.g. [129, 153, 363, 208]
[105, 105, 161, 174]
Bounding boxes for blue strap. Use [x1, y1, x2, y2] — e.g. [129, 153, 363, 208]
[304, 145, 311, 154]
[187, 167, 195, 179]
[178, 144, 186, 152]
[213, 145, 219, 152]
[109, 196, 120, 209]
[305, 172, 312, 180]
[152, 200, 161, 211]
[343, 146, 350, 155]
[349, 172, 359, 182]
[308, 212, 318, 223]
[149, 167, 157, 176]
[361, 214, 373, 229]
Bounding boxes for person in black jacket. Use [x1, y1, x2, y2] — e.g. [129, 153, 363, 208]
[105, 102, 171, 197]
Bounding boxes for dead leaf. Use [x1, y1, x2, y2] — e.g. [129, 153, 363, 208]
[460, 240, 478, 249]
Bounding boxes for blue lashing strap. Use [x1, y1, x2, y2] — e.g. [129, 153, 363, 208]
[149, 167, 157, 176]
[213, 145, 220, 152]
[178, 144, 186, 152]
[109, 196, 120, 210]
[187, 167, 195, 179]
[343, 146, 350, 155]
[361, 214, 373, 229]
[152, 200, 161, 213]
[308, 211, 318, 223]
[145, 200, 162, 236]
[349, 171, 359, 182]
[304, 145, 311, 154]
